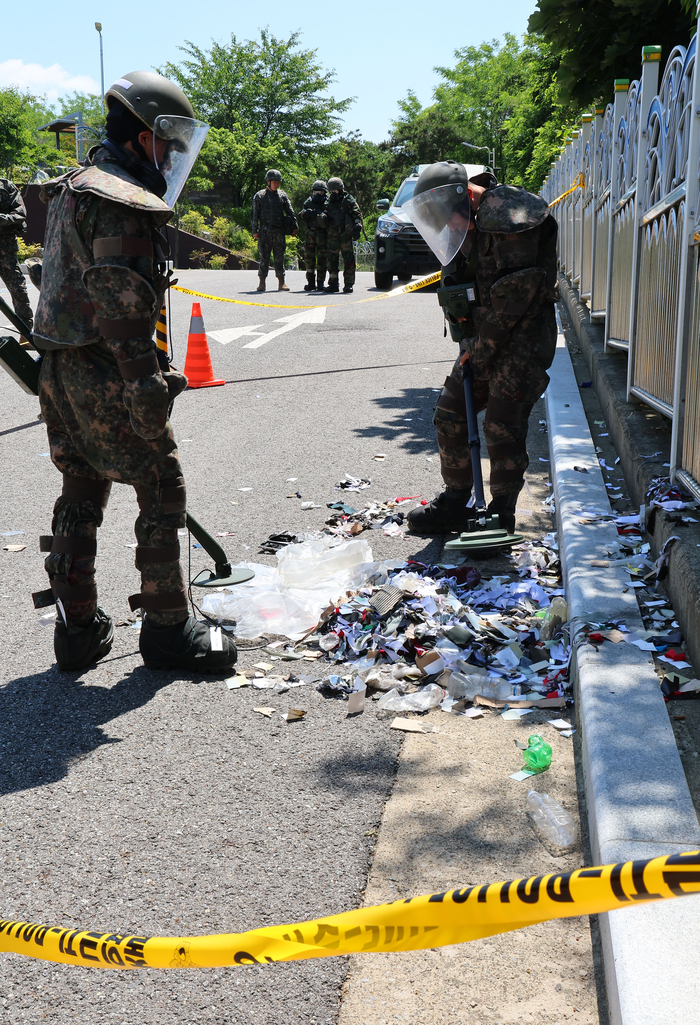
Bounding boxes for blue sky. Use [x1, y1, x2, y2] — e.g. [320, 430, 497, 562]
[1, 0, 536, 142]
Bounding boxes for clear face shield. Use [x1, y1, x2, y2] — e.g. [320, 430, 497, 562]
[403, 183, 471, 266]
[153, 115, 210, 209]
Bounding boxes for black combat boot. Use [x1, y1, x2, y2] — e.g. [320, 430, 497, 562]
[54, 606, 114, 671]
[324, 280, 340, 293]
[304, 277, 315, 292]
[139, 615, 238, 672]
[407, 489, 476, 535]
[315, 276, 325, 290]
[342, 285, 353, 294]
[487, 492, 520, 534]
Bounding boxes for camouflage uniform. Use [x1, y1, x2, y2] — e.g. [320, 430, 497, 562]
[251, 187, 297, 281]
[435, 185, 558, 510]
[32, 145, 189, 628]
[325, 189, 362, 288]
[0, 178, 33, 330]
[298, 193, 329, 288]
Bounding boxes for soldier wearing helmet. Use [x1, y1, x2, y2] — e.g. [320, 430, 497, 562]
[324, 177, 363, 294]
[0, 176, 33, 342]
[403, 160, 558, 536]
[297, 179, 329, 291]
[251, 169, 298, 292]
[31, 70, 237, 673]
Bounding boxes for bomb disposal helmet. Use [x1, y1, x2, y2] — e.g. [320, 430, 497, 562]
[403, 160, 471, 266]
[105, 71, 208, 209]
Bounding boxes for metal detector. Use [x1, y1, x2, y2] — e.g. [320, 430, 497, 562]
[444, 359, 524, 554]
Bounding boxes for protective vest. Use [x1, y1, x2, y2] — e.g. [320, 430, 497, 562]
[33, 153, 171, 351]
[441, 185, 558, 345]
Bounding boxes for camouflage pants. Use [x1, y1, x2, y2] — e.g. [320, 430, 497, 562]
[0, 236, 33, 329]
[434, 315, 555, 498]
[38, 343, 188, 627]
[257, 227, 286, 279]
[327, 228, 355, 287]
[304, 228, 328, 284]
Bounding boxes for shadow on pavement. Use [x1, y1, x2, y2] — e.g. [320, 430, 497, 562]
[355, 387, 440, 454]
[0, 666, 172, 797]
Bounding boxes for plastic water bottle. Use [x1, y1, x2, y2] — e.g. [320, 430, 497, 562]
[447, 672, 514, 702]
[527, 790, 577, 846]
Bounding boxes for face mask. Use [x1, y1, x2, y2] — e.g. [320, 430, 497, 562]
[101, 138, 168, 199]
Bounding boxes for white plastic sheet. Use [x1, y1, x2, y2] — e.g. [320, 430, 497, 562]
[201, 537, 381, 640]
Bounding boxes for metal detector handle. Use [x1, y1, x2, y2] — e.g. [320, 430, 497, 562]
[0, 295, 35, 347]
[462, 358, 487, 512]
[185, 511, 232, 577]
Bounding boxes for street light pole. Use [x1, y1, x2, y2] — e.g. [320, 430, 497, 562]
[462, 141, 496, 170]
[95, 22, 105, 107]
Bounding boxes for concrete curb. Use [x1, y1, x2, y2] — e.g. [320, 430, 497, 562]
[546, 323, 700, 1025]
[557, 274, 700, 677]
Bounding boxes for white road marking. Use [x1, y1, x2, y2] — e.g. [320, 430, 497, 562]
[241, 306, 327, 349]
[208, 325, 264, 345]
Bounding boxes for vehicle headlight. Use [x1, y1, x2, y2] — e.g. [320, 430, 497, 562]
[377, 216, 402, 235]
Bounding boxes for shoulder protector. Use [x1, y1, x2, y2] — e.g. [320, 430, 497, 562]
[476, 185, 548, 234]
[68, 164, 171, 220]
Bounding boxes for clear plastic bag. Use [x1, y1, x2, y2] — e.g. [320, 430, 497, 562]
[376, 684, 445, 712]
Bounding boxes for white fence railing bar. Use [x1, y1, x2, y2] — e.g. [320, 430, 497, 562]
[542, 21, 700, 499]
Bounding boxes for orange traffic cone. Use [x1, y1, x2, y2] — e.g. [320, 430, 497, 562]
[183, 302, 225, 388]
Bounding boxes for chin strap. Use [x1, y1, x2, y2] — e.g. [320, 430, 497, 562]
[101, 139, 168, 199]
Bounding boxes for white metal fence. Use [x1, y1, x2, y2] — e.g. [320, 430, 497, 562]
[543, 22, 700, 500]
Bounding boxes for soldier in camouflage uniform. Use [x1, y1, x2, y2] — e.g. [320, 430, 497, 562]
[0, 177, 33, 338]
[31, 70, 236, 673]
[324, 177, 363, 294]
[251, 169, 298, 292]
[405, 160, 558, 535]
[298, 179, 329, 291]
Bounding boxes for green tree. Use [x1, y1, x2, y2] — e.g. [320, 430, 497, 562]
[162, 30, 351, 151]
[529, 0, 693, 106]
[385, 35, 584, 192]
[0, 87, 37, 173]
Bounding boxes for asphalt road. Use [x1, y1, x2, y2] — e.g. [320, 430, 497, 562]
[0, 269, 562, 1023]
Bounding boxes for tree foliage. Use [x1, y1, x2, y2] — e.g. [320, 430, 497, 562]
[528, 0, 694, 106]
[386, 35, 584, 191]
[162, 30, 350, 150]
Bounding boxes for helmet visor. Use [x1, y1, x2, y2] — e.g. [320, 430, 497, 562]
[403, 183, 471, 266]
[153, 115, 209, 208]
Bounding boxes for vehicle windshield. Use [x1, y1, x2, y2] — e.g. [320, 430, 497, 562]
[393, 179, 417, 208]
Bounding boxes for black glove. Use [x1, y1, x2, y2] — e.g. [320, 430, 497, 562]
[352, 225, 362, 241]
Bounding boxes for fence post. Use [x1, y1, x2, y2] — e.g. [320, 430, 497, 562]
[626, 46, 663, 400]
[588, 106, 606, 306]
[670, 20, 700, 479]
[579, 114, 593, 290]
[604, 80, 630, 348]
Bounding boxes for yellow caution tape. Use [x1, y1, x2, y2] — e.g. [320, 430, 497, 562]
[548, 173, 585, 208]
[1, 851, 698, 969]
[171, 270, 441, 311]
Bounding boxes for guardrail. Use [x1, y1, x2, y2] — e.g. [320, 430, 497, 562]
[542, 16, 700, 499]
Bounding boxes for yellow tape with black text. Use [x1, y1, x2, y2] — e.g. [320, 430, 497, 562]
[0, 851, 698, 969]
[171, 270, 442, 311]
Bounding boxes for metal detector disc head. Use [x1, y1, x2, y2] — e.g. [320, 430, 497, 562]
[445, 529, 524, 553]
[191, 567, 255, 588]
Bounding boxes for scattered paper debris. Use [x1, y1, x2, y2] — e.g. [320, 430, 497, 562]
[3, 544, 26, 552]
[390, 718, 426, 733]
[282, 708, 306, 722]
[253, 707, 275, 717]
[226, 675, 250, 689]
